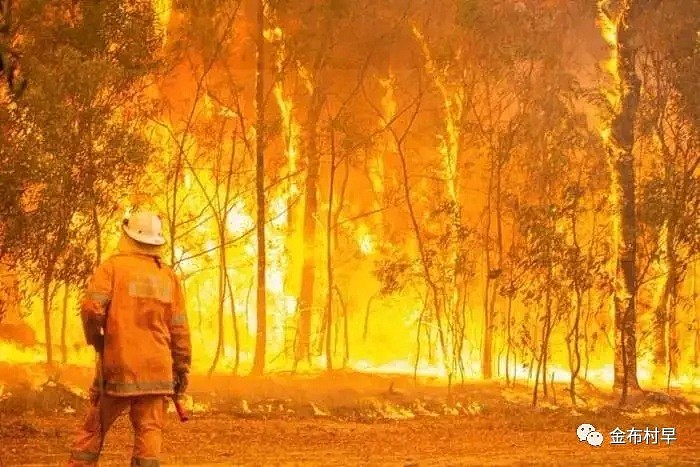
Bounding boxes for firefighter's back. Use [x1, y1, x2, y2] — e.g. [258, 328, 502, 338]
[102, 253, 177, 397]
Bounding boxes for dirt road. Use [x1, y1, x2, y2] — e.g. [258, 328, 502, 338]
[2, 411, 699, 466]
[1, 369, 699, 465]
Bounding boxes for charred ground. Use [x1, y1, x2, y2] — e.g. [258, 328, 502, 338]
[1, 365, 699, 466]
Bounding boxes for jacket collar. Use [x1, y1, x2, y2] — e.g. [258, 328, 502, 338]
[115, 234, 164, 259]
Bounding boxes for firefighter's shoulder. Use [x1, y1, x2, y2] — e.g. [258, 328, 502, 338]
[161, 261, 182, 282]
[91, 256, 118, 275]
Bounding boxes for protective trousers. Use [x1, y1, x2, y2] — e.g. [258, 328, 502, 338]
[68, 394, 166, 467]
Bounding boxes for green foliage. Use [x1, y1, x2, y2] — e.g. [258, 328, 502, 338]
[374, 251, 413, 296]
[374, 200, 476, 302]
[635, 0, 700, 296]
[1, 1, 158, 289]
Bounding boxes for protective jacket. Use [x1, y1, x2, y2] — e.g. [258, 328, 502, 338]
[80, 235, 191, 397]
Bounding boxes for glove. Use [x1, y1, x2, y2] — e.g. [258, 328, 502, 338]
[83, 318, 104, 353]
[173, 370, 189, 395]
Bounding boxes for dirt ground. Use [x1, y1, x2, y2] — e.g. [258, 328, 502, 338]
[1, 366, 700, 466]
[2, 412, 700, 466]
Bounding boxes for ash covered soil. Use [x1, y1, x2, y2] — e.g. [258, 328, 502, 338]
[1, 365, 699, 466]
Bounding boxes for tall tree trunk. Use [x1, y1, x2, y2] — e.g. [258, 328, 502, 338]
[482, 157, 503, 379]
[505, 223, 517, 385]
[42, 270, 54, 369]
[599, 0, 647, 400]
[535, 236, 554, 406]
[567, 197, 584, 404]
[222, 121, 239, 376]
[61, 283, 69, 364]
[541, 277, 553, 398]
[693, 261, 699, 371]
[251, 0, 267, 376]
[494, 160, 504, 372]
[505, 294, 513, 385]
[395, 125, 449, 372]
[652, 273, 670, 381]
[532, 311, 544, 407]
[325, 128, 337, 371]
[584, 289, 593, 380]
[339, 288, 349, 367]
[652, 130, 681, 383]
[208, 224, 227, 376]
[224, 272, 240, 375]
[667, 230, 679, 381]
[169, 163, 181, 267]
[652, 221, 677, 383]
[482, 162, 495, 380]
[295, 96, 323, 365]
[568, 290, 583, 405]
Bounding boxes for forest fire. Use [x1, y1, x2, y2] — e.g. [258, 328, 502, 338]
[1, 0, 699, 465]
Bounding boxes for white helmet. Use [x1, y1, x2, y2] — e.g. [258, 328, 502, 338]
[122, 211, 166, 246]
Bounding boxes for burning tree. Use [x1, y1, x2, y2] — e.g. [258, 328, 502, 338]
[597, 0, 650, 401]
[252, 0, 267, 376]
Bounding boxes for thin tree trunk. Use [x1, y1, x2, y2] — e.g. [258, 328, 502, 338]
[541, 285, 552, 399]
[494, 158, 504, 371]
[61, 283, 69, 364]
[169, 161, 182, 267]
[224, 271, 240, 375]
[505, 223, 516, 385]
[295, 97, 323, 365]
[667, 257, 679, 380]
[325, 128, 337, 371]
[222, 128, 240, 376]
[251, 0, 267, 376]
[505, 294, 513, 385]
[414, 302, 425, 381]
[663, 213, 680, 382]
[482, 156, 503, 379]
[457, 285, 468, 382]
[363, 294, 377, 341]
[245, 278, 254, 348]
[693, 261, 699, 370]
[568, 290, 583, 405]
[333, 157, 349, 247]
[396, 137, 449, 374]
[337, 288, 349, 367]
[584, 290, 593, 380]
[487, 283, 498, 375]
[652, 276, 670, 381]
[42, 270, 54, 369]
[208, 227, 226, 376]
[663, 235, 678, 389]
[528, 309, 540, 384]
[482, 200, 494, 379]
[534, 294, 555, 406]
[532, 330, 544, 407]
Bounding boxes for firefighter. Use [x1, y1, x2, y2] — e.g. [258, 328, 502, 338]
[69, 212, 191, 467]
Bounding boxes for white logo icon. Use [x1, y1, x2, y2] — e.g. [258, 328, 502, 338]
[577, 423, 604, 447]
[587, 431, 604, 447]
